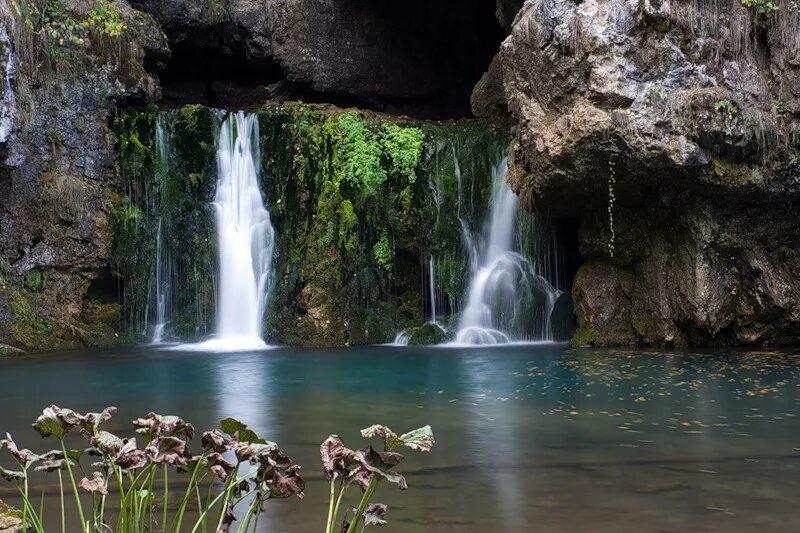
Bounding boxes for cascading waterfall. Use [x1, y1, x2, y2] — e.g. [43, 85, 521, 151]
[183, 112, 275, 351]
[151, 117, 171, 343]
[1, 30, 15, 143]
[428, 256, 437, 323]
[454, 158, 560, 345]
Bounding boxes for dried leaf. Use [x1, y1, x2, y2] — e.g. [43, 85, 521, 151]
[361, 424, 434, 452]
[114, 438, 148, 470]
[364, 503, 389, 526]
[145, 436, 188, 466]
[0, 465, 24, 482]
[201, 430, 231, 453]
[79, 472, 108, 496]
[91, 431, 124, 456]
[133, 413, 194, 441]
[320, 435, 356, 481]
[1, 433, 39, 466]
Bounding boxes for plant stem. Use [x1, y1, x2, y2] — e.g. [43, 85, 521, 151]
[59, 440, 87, 529]
[325, 479, 336, 533]
[330, 478, 347, 533]
[58, 470, 66, 533]
[162, 466, 169, 531]
[345, 478, 379, 533]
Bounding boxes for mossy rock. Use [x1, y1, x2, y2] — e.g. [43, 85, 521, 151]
[0, 500, 23, 532]
[408, 323, 447, 345]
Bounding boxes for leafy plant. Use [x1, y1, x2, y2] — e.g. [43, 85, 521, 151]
[372, 231, 392, 271]
[321, 424, 435, 533]
[741, 0, 778, 13]
[714, 99, 739, 117]
[1, 406, 434, 533]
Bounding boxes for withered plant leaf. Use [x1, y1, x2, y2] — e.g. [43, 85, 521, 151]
[79, 472, 108, 496]
[0, 465, 25, 482]
[361, 424, 435, 452]
[34, 458, 75, 473]
[91, 431, 124, 456]
[1, 433, 39, 466]
[397, 426, 435, 452]
[133, 413, 194, 441]
[145, 436, 188, 466]
[364, 503, 389, 526]
[320, 435, 356, 481]
[201, 430, 231, 453]
[114, 438, 148, 470]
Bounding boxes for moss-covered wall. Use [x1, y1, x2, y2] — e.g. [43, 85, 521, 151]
[112, 103, 509, 346]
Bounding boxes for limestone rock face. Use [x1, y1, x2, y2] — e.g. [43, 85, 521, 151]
[502, 0, 800, 345]
[0, 1, 168, 350]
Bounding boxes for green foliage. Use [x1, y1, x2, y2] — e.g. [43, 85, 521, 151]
[85, 0, 126, 37]
[336, 113, 387, 196]
[380, 123, 424, 185]
[372, 231, 392, 271]
[741, 0, 778, 13]
[714, 99, 739, 116]
[23, 268, 45, 292]
[338, 200, 359, 253]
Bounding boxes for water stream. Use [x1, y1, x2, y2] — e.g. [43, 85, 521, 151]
[181, 112, 275, 351]
[454, 158, 560, 344]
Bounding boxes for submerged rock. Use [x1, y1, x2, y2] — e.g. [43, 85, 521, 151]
[408, 323, 448, 346]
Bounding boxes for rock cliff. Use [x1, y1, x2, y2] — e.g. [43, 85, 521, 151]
[501, 0, 800, 345]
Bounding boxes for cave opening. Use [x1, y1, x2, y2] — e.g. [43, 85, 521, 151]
[150, 0, 507, 119]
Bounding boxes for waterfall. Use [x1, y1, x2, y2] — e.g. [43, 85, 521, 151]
[454, 158, 560, 345]
[1, 26, 15, 144]
[175, 112, 275, 351]
[151, 117, 171, 343]
[428, 256, 437, 323]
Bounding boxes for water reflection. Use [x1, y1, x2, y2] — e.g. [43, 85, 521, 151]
[0, 346, 799, 531]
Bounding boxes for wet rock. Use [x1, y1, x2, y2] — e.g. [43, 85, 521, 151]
[550, 291, 577, 342]
[0, 1, 167, 351]
[471, 53, 508, 118]
[0, 500, 22, 533]
[503, 0, 800, 346]
[408, 323, 447, 346]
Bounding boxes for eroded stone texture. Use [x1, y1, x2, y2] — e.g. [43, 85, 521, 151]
[502, 0, 800, 345]
[0, 1, 168, 350]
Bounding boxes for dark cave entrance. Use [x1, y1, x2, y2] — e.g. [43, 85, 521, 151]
[150, 0, 506, 118]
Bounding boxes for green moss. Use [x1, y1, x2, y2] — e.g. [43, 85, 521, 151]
[24, 268, 45, 292]
[408, 323, 447, 345]
[571, 324, 600, 347]
[707, 157, 756, 186]
[372, 231, 392, 271]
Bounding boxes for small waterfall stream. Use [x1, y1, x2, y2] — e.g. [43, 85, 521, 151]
[1, 27, 15, 143]
[152, 117, 171, 343]
[454, 158, 560, 345]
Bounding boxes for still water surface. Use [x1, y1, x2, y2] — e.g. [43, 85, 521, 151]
[1, 345, 799, 531]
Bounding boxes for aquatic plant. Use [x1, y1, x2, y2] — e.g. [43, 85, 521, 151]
[0, 406, 434, 532]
